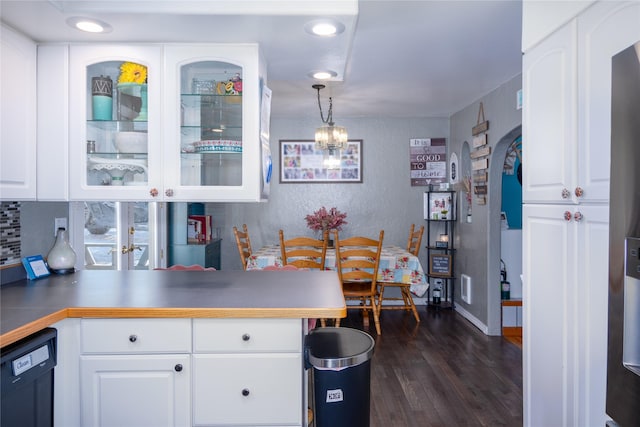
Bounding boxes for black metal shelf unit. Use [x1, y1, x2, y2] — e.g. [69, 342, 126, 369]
[424, 190, 456, 309]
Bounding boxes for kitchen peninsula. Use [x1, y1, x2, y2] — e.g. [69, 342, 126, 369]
[1, 270, 346, 426]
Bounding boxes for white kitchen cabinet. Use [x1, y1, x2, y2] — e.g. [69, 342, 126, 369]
[523, 1, 640, 205]
[0, 24, 36, 200]
[192, 318, 304, 426]
[193, 354, 302, 426]
[74, 318, 305, 426]
[523, 204, 608, 426]
[163, 45, 266, 202]
[66, 43, 267, 202]
[69, 45, 163, 201]
[79, 319, 191, 426]
[522, 21, 577, 204]
[522, 2, 639, 426]
[80, 355, 191, 427]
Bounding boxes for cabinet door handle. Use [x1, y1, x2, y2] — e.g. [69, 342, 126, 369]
[574, 187, 584, 198]
[129, 334, 137, 342]
[174, 364, 183, 372]
[242, 333, 251, 341]
[564, 211, 572, 221]
[165, 188, 174, 197]
[149, 188, 159, 197]
[561, 188, 570, 199]
[574, 211, 583, 222]
[242, 388, 250, 397]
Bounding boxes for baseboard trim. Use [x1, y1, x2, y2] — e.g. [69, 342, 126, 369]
[455, 304, 489, 335]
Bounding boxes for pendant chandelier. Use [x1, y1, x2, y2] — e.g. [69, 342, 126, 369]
[313, 84, 348, 152]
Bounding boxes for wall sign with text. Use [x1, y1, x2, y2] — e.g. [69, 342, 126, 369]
[410, 138, 446, 186]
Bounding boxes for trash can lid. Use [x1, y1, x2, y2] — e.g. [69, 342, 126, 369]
[306, 327, 375, 369]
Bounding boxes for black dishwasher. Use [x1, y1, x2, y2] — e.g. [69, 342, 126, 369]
[1, 328, 57, 427]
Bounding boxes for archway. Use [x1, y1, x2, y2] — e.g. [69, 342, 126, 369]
[487, 125, 522, 335]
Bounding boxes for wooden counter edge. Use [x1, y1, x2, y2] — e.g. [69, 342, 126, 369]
[0, 309, 69, 348]
[1, 306, 347, 347]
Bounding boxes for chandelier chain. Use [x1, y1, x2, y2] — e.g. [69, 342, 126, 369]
[315, 85, 334, 125]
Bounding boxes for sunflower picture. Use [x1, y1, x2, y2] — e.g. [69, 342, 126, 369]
[118, 62, 147, 84]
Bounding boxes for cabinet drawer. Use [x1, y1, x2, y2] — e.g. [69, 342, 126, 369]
[192, 353, 302, 426]
[193, 318, 301, 353]
[81, 318, 191, 354]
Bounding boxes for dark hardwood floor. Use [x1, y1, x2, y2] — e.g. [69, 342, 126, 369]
[330, 307, 523, 427]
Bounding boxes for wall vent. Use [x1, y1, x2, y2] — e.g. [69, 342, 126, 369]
[461, 274, 471, 304]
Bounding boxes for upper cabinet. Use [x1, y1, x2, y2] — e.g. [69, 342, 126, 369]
[69, 45, 162, 201]
[522, 21, 578, 204]
[67, 44, 267, 202]
[0, 24, 37, 200]
[163, 45, 265, 202]
[522, 1, 640, 205]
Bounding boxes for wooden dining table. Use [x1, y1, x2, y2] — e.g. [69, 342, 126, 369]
[246, 245, 429, 297]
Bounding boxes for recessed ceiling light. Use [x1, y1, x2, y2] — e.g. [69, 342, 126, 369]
[66, 17, 112, 34]
[304, 19, 345, 37]
[309, 70, 338, 80]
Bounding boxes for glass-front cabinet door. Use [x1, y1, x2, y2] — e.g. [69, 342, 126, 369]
[69, 45, 162, 201]
[163, 45, 264, 201]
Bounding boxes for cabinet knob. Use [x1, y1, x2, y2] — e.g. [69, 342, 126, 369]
[149, 188, 159, 197]
[564, 211, 572, 221]
[242, 388, 250, 397]
[174, 364, 183, 372]
[129, 334, 137, 343]
[242, 333, 251, 341]
[561, 188, 570, 199]
[165, 188, 174, 197]
[574, 211, 583, 222]
[574, 187, 584, 197]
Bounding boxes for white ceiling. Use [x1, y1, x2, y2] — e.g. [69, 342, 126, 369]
[0, 0, 523, 120]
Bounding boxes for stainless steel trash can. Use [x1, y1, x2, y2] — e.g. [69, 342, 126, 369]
[305, 327, 375, 427]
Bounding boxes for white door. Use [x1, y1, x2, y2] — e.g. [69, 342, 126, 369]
[81, 202, 157, 270]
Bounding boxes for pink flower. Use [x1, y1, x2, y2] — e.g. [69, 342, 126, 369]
[305, 207, 348, 231]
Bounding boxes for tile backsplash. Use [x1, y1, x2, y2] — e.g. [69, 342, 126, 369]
[1, 201, 21, 266]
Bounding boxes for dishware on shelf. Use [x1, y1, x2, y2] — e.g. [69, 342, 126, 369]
[87, 157, 148, 186]
[193, 140, 242, 153]
[115, 131, 147, 153]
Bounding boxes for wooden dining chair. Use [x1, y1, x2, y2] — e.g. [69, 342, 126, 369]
[233, 224, 253, 270]
[279, 229, 330, 327]
[279, 229, 328, 270]
[334, 230, 384, 335]
[377, 224, 424, 323]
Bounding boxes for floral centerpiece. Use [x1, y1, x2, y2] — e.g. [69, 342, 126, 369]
[305, 207, 348, 232]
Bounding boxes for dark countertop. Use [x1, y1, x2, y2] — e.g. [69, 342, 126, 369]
[1, 270, 346, 346]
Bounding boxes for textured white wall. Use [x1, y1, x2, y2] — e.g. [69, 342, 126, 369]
[217, 115, 450, 270]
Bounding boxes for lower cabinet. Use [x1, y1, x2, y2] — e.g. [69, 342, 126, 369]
[80, 355, 191, 427]
[192, 318, 303, 426]
[77, 317, 304, 427]
[192, 354, 302, 426]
